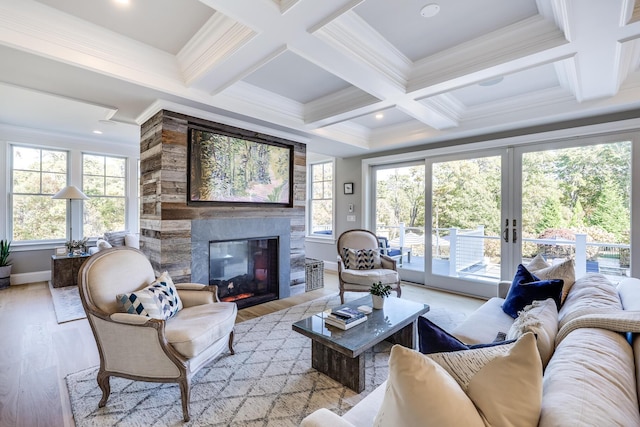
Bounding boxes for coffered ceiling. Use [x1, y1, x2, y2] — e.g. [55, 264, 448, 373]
[1, 0, 639, 157]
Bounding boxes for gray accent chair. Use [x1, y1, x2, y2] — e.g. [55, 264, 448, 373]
[337, 229, 401, 304]
[78, 247, 237, 422]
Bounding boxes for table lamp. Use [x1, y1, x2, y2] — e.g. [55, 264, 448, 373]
[52, 185, 89, 248]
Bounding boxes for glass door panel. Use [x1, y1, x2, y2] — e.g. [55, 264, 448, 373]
[427, 153, 504, 297]
[518, 141, 631, 280]
[373, 163, 425, 280]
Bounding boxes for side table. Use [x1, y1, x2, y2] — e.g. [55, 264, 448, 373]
[50, 253, 91, 288]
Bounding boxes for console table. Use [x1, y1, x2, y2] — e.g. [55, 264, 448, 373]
[50, 253, 91, 288]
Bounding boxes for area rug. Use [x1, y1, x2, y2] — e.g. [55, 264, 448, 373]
[49, 282, 86, 323]
[66, 294, 466, 426]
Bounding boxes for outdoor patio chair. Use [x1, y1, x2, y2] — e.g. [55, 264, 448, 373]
[337, 229, 401, 303]
[78, 247, 237, 422]
[378, 236, 411, 266]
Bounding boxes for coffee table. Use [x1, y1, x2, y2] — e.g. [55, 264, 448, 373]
[292, 295, 429, 392]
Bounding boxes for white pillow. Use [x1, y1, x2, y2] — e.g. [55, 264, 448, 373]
[375, 333, 543, 427]
[117, 272, 182, 320]
[124, 233, 140, 249]
[96, 238, 112, 251]
[507, 298, 558, 368]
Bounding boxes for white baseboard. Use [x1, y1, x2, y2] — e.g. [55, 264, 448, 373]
[10, 270, 51, 285]
[323, 261, 337, 272]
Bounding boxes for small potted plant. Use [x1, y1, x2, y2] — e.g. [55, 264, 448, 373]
[0, 239, 12, 290]
[370, 281, 392, 309]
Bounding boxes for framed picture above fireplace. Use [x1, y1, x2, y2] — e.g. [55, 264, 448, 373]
[188, 125, 293, 206]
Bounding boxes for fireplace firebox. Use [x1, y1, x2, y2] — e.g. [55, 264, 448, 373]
[209, 237, 279, 309]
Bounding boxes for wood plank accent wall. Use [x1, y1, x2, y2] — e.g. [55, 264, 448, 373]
[139, 110, 307, 287]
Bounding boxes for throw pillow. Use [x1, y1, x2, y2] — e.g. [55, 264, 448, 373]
[374, 345, 485, 427]
[96, 238, 112, 251]
[104, 230, 130, 247]
[502, 264, 563, 318]
[374, 334, 542, 427]
[427, 332, 543, 427]
[117, 273, 182, 320]
[527, 253, 550, 271]
[342, 247, 381, 270]
[124, 233, 140, 249]
[417, 317, 514, 354]
[530, 258, 575, 303]
[506, 298, 558, 368]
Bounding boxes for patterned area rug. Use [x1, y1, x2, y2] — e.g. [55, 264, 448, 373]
[66, 294, 466, 426]
[49, 282, 87, 323]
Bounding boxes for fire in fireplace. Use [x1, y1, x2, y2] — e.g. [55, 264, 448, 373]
[209, 237, 279, 309]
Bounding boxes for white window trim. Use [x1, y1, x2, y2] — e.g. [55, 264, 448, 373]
[306, 158, 336, 242]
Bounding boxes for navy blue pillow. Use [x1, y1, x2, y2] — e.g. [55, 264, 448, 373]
[502, 264, 563, 318]
[417, 317, 514, 354]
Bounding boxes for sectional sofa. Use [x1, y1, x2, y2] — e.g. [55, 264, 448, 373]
[301, 272, 640, 426]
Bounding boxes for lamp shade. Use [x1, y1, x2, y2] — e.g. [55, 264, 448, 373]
[52, 185, 89, 200]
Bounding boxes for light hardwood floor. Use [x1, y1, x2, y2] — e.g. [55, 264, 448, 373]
[0, 272, 484, 427]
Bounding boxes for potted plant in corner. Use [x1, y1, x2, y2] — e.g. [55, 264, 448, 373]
[370, 281, 392, 309]
[0, 239, 12, 290]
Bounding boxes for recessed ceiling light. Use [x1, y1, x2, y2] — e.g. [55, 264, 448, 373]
[114, 0, 130, 6]
[92, 130, 103, 135]
[375, 113, 384, 120]
[478, 76, 504, 87]
[420, 3, 440, 18]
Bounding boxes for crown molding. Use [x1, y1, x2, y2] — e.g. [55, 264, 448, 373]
[312, 122, 370, 149]
[279, 0, 300, 14]
[313, 11, 411, 92]
[136, 99, 309, 144]
[177, 12, 256, 86]
[414, 94, 465, 128]
[304, 86, 380, 125]
[408, 15, 569, 93]
[217, 81, 305, 123]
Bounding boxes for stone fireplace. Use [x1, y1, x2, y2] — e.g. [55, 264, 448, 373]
[139, 110, 306, 298]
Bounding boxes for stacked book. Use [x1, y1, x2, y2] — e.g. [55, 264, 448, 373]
[325, 306, 367, 330]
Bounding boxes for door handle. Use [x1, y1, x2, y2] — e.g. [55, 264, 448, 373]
[512, 228, 517, 244]
[502, 219, 509, 243]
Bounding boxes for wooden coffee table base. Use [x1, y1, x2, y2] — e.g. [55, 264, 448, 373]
[310, 321, 416, 392]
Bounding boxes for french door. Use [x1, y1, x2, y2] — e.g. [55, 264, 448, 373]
[374, 136, 634, 299]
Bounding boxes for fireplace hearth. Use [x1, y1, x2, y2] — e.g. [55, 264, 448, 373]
[209, 237, 279, 309]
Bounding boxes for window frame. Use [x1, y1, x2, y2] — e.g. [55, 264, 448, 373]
[307, 159, 336, 240]
[81, 152, 128, 238]
[9, 144, 69, 244]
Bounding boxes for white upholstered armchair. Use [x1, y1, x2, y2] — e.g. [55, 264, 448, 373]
[337, 229, 401, 304]
[78, 247, 237, 422]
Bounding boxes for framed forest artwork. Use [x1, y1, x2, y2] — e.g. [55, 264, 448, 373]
[188, 125, 293, 207]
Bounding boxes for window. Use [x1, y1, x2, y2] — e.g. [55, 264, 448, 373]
[83, 154, 127, 237]
[11, 145, 67, 241]
[309, 161, 334, 237]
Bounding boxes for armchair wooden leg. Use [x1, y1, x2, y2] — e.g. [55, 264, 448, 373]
[180, 378, 191, 422]
[396, 283, 402, 299]
[339, 289, 345, 304]
[97, 370, 111, 407]
[228, 330, 235, 355]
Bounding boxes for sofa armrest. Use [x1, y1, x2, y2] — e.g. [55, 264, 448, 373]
[300, 409, 356, 427]
[498, 280, 511, 299]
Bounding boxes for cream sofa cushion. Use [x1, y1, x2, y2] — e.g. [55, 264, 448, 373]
[165, 302, 237, 358]
[540, 328, 640, 427]
[506, 298, 558, 368]
[375, 333, 542, 427]
[451, 297, 515, 345]
[529, 258, 575, 303]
